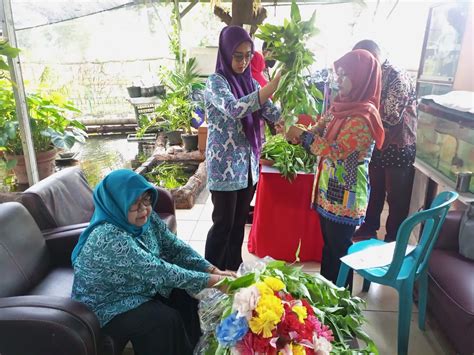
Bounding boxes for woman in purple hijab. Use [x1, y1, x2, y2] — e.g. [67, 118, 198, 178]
[204, 26, 282, 271]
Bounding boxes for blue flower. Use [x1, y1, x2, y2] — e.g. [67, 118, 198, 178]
[216, 312, 249, 347]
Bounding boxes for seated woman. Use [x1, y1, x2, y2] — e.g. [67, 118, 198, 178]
[286, 49, 384, 289]
[71, 169, 232, 355]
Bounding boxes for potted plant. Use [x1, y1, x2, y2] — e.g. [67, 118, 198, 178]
[0, 80, 87, 184]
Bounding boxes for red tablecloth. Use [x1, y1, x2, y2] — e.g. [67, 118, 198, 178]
[248, 166, 323, 262]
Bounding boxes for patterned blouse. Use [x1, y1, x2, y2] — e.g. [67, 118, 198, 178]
[302, 115, 374, 226]
[205, 73, 281, 191]
[72, 212, 211, 327]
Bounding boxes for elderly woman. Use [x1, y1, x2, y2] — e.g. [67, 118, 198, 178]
[204, 26, 281, 271]
[71, 169, 232, 355]
[286, 49, 384, 288]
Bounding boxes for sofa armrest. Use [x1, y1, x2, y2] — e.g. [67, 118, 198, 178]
[0, 295, 101, 355]
[434, 210, 464, 251]
[153, 186, 176, 216]
[44, 224, 88, 267]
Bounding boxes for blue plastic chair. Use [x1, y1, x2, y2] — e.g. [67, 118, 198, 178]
[336, 191, 458, 355]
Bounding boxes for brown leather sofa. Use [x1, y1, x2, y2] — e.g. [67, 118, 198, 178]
[20, 167, 177, 238]
[428, 210, 474, 355]
[0, 202, 122, 355]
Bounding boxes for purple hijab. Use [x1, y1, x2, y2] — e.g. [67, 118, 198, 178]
[215, 26, 262, 156]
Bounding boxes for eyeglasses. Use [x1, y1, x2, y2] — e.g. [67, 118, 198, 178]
[129, 192, 152, 212]
[232, 52, 253, 63]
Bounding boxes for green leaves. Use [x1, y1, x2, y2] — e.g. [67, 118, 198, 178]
[0, 79, 86, 155]
[146, 162, 188, 189]
[261, 135, 317, 180]
[256, 0, 322, 127]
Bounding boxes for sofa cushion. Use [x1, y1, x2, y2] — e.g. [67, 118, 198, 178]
[22, 167, 94, 230]
[429, 249, 474, 314]
[0, 203, 51, 297]
[28, 268, 74, 298]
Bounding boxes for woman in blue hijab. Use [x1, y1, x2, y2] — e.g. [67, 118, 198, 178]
[71, 169, 234, 355]
[205, 26, 282, 271]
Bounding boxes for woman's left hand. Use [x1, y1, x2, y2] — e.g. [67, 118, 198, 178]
[286, 125, 305, 144]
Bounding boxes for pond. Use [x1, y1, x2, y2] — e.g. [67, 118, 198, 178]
[1, 135, 151, 191]
[76, 135, 142, 188]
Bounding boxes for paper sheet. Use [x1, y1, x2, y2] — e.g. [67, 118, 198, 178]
[340, 242, 416, 270]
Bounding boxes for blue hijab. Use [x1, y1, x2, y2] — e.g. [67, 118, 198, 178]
[71, 169, 158, 263]
[215, 26, 262, 156]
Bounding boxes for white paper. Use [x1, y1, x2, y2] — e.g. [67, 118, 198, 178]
[340, 242, 416, 270]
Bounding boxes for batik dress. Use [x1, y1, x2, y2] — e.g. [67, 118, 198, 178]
[302, 115, 375, 226]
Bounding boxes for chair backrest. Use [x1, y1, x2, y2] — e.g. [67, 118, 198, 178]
[21, 167, 94, 230]
[0, 202, 51, 297]
[384, 191, 458, 281]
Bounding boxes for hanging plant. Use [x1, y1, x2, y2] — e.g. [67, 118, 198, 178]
[256, 1, 323, 128]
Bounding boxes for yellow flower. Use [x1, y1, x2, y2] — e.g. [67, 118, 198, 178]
[249, 294, 284, 338]
[291, 343, 306, 355]
[255, 281, 273, 296]
[263, 276, 285, 291]
[292, 305, 308, 323]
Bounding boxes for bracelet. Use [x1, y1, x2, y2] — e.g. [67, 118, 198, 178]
[209, 265, 217, 273]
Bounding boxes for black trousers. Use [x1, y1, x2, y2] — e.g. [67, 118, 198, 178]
[320, 216, 354, 290]
[102, 289, 201, 355]
[362, 164, 415, 242]
[205, 182, 256, 271]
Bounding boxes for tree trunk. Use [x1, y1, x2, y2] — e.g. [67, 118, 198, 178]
[231, 0, 254, 26]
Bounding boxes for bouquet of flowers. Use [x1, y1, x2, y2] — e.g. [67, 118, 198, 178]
[195, 260, 378, 355]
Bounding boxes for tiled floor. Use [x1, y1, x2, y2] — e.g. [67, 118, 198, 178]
[176, 188, 455, 355]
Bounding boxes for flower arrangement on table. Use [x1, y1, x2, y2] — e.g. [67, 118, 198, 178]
[196, 260, 377, 354]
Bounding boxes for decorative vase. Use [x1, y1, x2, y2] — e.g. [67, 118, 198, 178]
[7, 149, 57, 185]
[182, 134, 198, 151]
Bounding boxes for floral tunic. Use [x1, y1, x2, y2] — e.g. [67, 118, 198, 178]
[72, 212, 211, 327]
[205, 73, 281, 191]
[302, 115, 374, 226]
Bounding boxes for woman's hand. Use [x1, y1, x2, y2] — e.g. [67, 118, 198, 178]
[208, 265, 237, 278]
[214, 269, 238, 278]
[286, 125, 305, 144]
[274, 119, 285, 135]
[259, 70, 282, 104]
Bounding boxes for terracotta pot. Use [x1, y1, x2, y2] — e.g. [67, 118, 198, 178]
[6, 149, 57, 185]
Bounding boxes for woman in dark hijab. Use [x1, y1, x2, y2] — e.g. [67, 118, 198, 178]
[204, 26, 281, 271]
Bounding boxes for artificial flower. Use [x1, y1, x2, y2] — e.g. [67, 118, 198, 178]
[292, 305, 308, 323]
[264, 276, 285, 291]
[255, 281, 274, 296]
[216, 312, 249, 347]
[232, 285, 260, 320]
[249, 308, 281, 338]
[313, 335, 332, 355]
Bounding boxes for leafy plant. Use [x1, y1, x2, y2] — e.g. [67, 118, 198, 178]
[0, 39, 20, 78]
[256, 1, 323, 127]
[146, 162, 188, 189]
[161, 57, 204, 97]
[0, 80, 87, 156]
[261, 134, 317, 180]
[137, 57, 203, 137]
